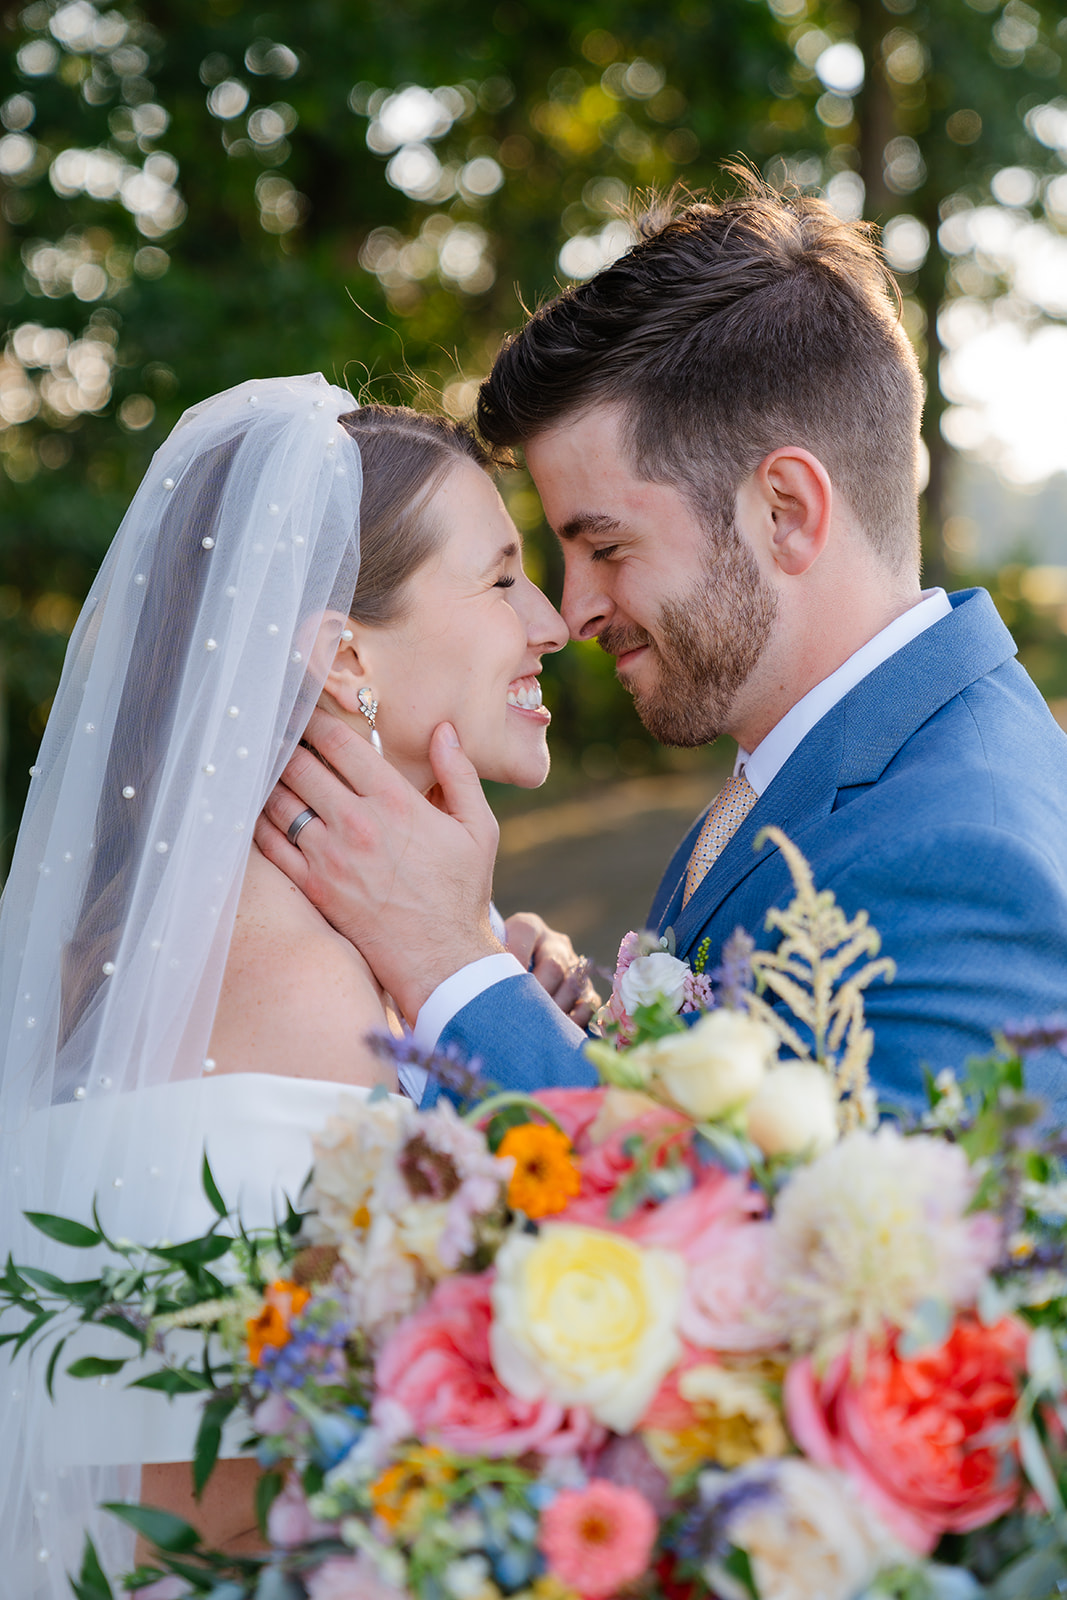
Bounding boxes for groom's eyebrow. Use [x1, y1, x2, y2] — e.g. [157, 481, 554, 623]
[558, 512, 621, 541]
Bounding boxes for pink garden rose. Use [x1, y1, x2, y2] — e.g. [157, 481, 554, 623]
[786, 1315, 1028, 1552]
[676, 1216, 785, 1352]
[373, 1272, 601, 1457]
[557, 1104, 696, 1231]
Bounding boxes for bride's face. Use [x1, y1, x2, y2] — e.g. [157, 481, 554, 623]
[344, 460, 568, 791]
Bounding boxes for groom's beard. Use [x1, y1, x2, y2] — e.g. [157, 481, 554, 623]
[600, 531, 778, 747]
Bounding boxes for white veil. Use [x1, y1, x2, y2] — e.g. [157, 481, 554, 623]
[0, 374, 363, 1596]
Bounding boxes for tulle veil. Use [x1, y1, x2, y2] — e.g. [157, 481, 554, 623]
[0, 373, 363, 1596]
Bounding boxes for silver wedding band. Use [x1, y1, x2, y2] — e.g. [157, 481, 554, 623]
[286, 806, 318, 848]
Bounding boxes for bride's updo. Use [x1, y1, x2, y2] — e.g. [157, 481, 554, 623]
[339, 405, 491, 625]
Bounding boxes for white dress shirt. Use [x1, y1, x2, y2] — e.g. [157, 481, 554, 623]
[411, 588, 952, 1060]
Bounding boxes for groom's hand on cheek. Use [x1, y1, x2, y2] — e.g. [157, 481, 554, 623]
[255, 710, 503, 1022]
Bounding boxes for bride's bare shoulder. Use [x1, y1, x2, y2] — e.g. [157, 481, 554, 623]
[208, 845, 395, 1087]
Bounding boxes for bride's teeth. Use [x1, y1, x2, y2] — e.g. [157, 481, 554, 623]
[507, 681, 543, 710]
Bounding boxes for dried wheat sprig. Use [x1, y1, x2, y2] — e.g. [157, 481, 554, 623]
[744, 827, 895, 1128]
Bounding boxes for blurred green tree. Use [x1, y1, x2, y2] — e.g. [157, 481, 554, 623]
[0, 0, 812, 854]
[790, 0, 1067, 570]
[2, 0, 1065, 863]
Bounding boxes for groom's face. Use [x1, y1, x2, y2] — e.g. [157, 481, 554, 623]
[525, 405, 778, 747]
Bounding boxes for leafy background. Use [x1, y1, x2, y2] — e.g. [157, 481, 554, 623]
[2, 0, 1066, 869]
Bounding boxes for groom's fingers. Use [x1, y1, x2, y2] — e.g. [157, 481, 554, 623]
[255, 782, 319, 887]
[427, 722, 500, 857]
[299, 709, 396, 799]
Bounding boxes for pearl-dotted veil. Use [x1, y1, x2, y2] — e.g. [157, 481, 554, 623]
[0, 374, 363, 1595]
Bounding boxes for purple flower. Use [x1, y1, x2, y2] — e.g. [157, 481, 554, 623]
[1002, 1014, 1067, 1058]
[675, 1470, 778, 1566]
[712, 927, 756, 1011]
[252, 1304, 351, 1397]
[366, 1030, 495, 1105]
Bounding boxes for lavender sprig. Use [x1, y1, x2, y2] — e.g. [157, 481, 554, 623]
[712, 926, 756, 1011]
[366, 1030, 496, 1107]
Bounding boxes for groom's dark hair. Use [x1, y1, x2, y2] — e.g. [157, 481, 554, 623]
[477, 174, 923, 569]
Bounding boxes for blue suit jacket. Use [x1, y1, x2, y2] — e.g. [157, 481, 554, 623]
[426, 590, 1067, 1116]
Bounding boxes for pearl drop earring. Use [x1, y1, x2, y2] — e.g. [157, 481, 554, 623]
[357, 687, 383, 755]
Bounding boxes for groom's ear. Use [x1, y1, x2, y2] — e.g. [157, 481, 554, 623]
[748, 447, 833, 578]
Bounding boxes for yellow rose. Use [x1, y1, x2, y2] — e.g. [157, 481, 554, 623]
[743, 1061, 839, 1158]
[650, 1009, 777, 1122]
[489, 1224, 684, 1432]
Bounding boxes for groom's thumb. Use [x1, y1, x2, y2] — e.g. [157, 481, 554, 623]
[429, 723, 499, 851]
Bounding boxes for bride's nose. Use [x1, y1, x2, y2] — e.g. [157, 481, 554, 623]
[521, 578, 568, 656]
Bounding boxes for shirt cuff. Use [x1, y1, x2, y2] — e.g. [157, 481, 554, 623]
[412, 953, 526, 1053]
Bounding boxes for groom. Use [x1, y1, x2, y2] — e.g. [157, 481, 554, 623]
[259, 180, 1067, 1113]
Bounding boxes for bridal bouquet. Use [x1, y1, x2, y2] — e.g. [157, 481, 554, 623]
[5, 831, 1067, 1600]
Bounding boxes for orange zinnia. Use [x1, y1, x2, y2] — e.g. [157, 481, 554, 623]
[246, 1278, 310, 1367]
[369, 1446, 455, 1533]
[499, 1122, 581, 1218]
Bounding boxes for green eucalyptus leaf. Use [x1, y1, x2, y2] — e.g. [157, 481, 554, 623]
[44, 1335, 68, 1400]
[14, 1309, 56, 1352]
[102, 1502, 203, 1553]
[152, 1234, 233, 1267]
[193, 1394, 238, 1498]
[95, 1313, 148, 1347]
[254, 1469, 284, 1539]
[128, 1367, 214, 1396]
[66, 1355, 127, 1379]
[16, 1267, 103, 1302]
[69, 1535, 115, 1600]
[24, 1212, 102, 1248]
[201, 1152, 228, 1220]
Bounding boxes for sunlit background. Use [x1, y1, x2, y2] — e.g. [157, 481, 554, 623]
[1, 0, 1066, 889]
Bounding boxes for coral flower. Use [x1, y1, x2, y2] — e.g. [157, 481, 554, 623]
[786, 1314, 1028, 1552]
[246, 1279, 310, 1367]
[499, 1122, 581, 1218]
[540, 1480, 657, 1597]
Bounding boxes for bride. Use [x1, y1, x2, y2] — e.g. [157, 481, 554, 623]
[0, 374, 588, 1597]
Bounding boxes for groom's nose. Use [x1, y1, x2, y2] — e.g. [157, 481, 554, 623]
[560, 555, 612, 642]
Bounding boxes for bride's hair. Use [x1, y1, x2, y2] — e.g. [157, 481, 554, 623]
[339, 404, 490, 625]
[60, 400, 489, 1055]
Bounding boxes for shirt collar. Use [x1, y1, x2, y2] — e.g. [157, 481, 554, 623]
[735, 588, 952, 797]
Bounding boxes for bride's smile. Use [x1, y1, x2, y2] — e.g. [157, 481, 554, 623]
[321, 454, 567, 794]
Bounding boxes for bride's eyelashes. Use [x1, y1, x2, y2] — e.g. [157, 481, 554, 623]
[494, 574, 517, 589]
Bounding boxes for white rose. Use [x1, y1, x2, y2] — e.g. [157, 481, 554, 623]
[650, 1009, 776, 1122]
[743, 1061, 839, 1158]
[618, 951, 690, 1016]
[713, 1461, 909, 1600]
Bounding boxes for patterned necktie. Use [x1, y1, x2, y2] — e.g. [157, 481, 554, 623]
[682, 772, 759, 907]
